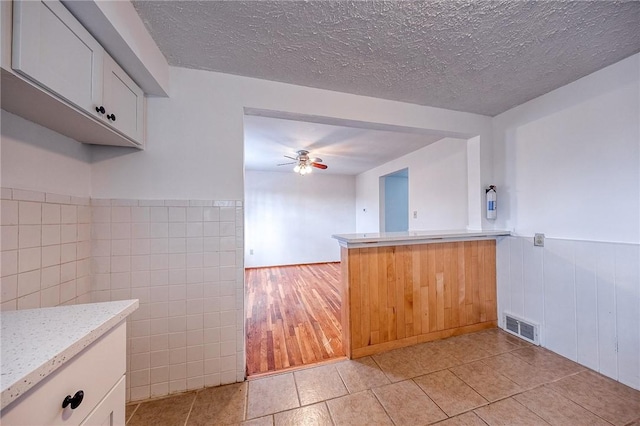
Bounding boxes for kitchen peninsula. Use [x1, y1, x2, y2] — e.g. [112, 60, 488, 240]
[333, 230, 510, 358]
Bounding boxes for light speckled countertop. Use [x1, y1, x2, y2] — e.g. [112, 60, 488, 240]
[332, 229, 511, 248]
[1, 300, 138, 409]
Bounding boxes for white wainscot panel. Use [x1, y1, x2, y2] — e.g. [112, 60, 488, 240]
[543, 239, 577, 361]
[573, 241, 599, 371]
[597, 243, 618, 380]
[497, 236, 640, 390]
[509, 237, 525, 317]
[614, 244, 640, 389]
[496, 237, 511, 329]
[522, 237, 544, 331]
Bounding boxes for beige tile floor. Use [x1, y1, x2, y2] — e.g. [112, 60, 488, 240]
[126, 329, 640, 425]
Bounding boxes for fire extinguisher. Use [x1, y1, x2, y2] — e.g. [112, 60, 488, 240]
[486, 185, 497, 220]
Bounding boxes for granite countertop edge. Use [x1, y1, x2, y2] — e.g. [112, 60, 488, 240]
[332, 229, 511, 244]
[1, 300, 139, 409]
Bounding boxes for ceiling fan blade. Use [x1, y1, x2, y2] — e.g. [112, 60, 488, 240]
[311, 162, 328, 169]
[277, 162, 296, 166]
[283, 155, 297, 160]
[310, 157, 323, 163]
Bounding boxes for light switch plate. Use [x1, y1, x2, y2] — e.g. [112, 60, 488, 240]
[534, 233, 545, 247]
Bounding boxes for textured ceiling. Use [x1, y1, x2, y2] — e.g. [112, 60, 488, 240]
[244, 115, 444, 175]
[133, 1, 640, 116]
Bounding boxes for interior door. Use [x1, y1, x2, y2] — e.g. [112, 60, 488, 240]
[381, 169, 409, 232]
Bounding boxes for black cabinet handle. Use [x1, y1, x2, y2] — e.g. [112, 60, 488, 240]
[95, 106, 105, 114]
[62, 390, 84, 409]
[107, 113, 116, 122]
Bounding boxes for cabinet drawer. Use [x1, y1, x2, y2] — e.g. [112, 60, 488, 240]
[1, 322, 126, 426]
[80, 375, 125, 426]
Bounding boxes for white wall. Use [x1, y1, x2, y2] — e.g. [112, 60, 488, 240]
[493, 53, 639, 244]
[244, 171, 355, 268]
[356, 137, 469, 233]
[87, 67, 491, 396]
[2, 65, 493, 401]
[1, 110, 92, 197]
[91, 66, 493, 205]
[493, 54, 639, 390]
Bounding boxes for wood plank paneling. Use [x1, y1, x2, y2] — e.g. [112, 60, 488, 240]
[343, 240, 498, 356]
[340, 247, 351, 357]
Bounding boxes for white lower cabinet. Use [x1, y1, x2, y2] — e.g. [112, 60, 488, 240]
[80, 376, 125, 426]
[0, 322, 127, 426]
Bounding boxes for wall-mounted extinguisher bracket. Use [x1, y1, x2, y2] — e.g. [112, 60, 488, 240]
[486, 185, 497, 220]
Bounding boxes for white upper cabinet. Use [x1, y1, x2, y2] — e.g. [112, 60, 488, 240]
[102, 55, 144, 143]
[12, 0, 103, 115]
[10, 0, 144, 147]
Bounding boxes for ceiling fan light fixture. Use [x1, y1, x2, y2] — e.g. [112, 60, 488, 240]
[280, 149, 326, 175]
[296, 162, 312, 175]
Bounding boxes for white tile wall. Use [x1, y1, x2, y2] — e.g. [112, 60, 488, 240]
[1, 188, 92, 311]
[497, 236, 640, 390]
[91, 198, 245, 402]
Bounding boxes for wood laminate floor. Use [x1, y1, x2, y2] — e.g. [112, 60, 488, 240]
[245, 263, 344, 376]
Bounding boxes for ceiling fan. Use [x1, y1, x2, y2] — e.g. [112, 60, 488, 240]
[278, 150, 328, 175]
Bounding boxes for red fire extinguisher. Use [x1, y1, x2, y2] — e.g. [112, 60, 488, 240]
[486, 185, 497, 220]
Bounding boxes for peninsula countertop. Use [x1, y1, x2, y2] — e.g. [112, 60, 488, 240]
[1, 299, 139, 409]
[332, 229, 511, 248]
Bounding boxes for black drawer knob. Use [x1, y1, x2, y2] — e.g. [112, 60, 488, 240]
[62, 390, 84, 409]
[107, 113, 116, 122]
[95, 106, 105, 114]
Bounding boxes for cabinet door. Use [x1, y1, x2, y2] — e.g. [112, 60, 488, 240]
[12, 0, 103, 115]
[80, 376, 125, 426]
[102, 55, 144, 145]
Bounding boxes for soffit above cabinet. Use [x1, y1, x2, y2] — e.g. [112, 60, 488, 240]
[61, 0, 169, 97]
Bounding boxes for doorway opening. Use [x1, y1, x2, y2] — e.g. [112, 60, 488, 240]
[380, 168, 409, 232]
[245, 263, 343, 376]
[242, 108, 481, 379]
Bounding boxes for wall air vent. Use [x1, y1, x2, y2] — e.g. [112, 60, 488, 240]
[503, 313, 540, 345]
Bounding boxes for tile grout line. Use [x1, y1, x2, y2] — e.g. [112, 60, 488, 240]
[243, 381, 249, 422]
[408, 376, 452, 420]
[368, 388, 398, 426]
[542, 369, 623, 426]
[542, 383, 616, 426]
[125, 403, 140, 425]
[182, 391, 198, 426]
[290, 370, 302, 409]
[509, 396, 551, 424]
